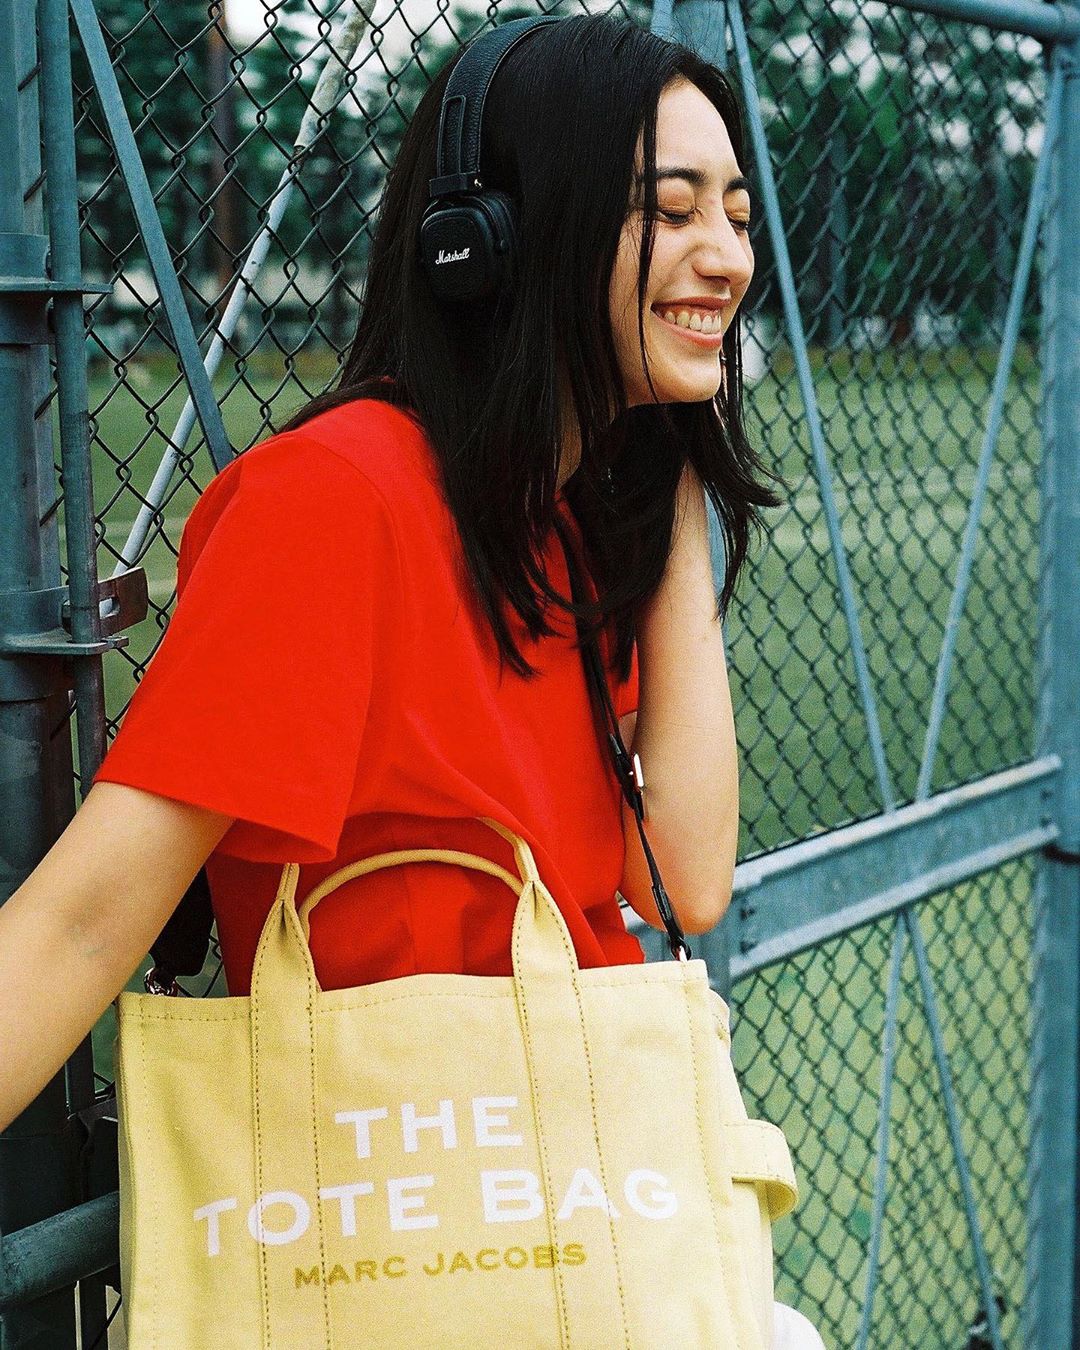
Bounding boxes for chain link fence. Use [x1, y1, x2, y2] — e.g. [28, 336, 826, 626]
[3, 0, 1064, 1343]
[718, 6, 1046, 1345]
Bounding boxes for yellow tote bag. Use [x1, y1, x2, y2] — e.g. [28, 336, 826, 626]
[116, 817, 798, 1348]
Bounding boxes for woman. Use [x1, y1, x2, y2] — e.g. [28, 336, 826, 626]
[0, 13, 823, 1344]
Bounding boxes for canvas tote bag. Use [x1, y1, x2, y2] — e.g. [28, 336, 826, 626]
[116, 816, 798, 1348]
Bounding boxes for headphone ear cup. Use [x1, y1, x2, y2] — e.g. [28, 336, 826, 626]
[419, 188, 519, 303]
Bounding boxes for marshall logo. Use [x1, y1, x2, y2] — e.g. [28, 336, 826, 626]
[435, 246, 470, 265]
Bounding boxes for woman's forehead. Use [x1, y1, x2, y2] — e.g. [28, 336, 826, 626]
[635, 83, 741, 188]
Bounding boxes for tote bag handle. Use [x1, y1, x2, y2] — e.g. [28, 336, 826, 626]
[250, 816, 601, 1008]
[295, 815, 539, 937]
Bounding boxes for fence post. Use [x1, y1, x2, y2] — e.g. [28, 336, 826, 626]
[0, 0, 81, 1343]
[1028, 33, 1080, 1350]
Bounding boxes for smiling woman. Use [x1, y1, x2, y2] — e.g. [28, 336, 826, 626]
[0, 2, 790, 1107]
[0, 12, 824, 1348]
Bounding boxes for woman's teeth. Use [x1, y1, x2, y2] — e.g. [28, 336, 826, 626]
[658, 309, 723, 334]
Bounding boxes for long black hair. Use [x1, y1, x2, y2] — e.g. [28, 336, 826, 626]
[284, 12, 783, 680]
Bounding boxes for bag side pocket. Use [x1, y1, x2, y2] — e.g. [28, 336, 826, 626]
[711, 999, 800, 1349]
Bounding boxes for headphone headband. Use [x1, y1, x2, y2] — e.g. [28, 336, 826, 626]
[428, 16, 560, 202]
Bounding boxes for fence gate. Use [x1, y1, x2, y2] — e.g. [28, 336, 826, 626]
[0, 0, 1076, 1346]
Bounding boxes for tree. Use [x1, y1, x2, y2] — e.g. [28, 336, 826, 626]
[74, 0, 224, 313]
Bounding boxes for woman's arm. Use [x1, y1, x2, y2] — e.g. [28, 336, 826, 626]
[0, 783, 234, 1132]
[617, 461, 739, 936]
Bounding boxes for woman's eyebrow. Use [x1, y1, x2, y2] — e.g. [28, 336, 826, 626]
[639, 167, 753, 194]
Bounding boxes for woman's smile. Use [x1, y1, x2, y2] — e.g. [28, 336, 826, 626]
[650, 306, 728, 348]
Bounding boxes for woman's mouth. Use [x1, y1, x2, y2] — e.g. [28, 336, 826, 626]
[650, 306, 726, 348]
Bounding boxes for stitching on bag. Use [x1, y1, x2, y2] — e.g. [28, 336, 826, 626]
[129, 989, 516, 1026]
[302, 930, 334, 1341]
[685, 975, 744, 1350]
[250, 890, 277, 1349]
[319, 989, 510, 1009]
[512, 895, 572, 1348]
[712, 1009, 731, 1046]
[136, 1016, 158, 1350]
[526, 882, 632, 1348]
[568, 960, 632, 1347]
[131, 970, 701, 1026]
[725, 1123, 797, 1188]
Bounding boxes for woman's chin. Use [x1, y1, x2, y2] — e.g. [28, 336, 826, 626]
[623, 361, 726, 407]
[652, 369, 725, 405]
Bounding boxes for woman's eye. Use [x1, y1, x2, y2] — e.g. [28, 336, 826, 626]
[659, 208, 753, 234]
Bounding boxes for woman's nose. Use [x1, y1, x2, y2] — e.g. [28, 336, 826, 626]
[695, 221, 753, 288]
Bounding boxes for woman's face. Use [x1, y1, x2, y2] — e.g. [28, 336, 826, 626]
[609, 77, 754, 407]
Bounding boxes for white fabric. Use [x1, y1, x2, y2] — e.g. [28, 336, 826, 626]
[773, 1301, 828, 1349]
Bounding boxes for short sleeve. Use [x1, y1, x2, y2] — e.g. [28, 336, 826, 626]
[94, 433, 402, 863]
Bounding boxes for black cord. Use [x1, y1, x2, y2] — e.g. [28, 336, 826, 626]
[553, 512, 691, 962]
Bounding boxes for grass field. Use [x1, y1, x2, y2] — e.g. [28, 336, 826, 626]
[82, 342, 1041, 1346]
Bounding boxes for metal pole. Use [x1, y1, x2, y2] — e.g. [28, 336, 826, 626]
[0, 0, 81, 1341]
[41, 0, 106, 787]
[1027, 33, 1080, 1350]
[36, 0, 114, 1338]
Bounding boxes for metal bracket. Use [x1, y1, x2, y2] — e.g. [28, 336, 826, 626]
[0, 569, 148, 699]
[65, 569, 149, 638]
[0, 586, 116, 658]
[0, 231, 112, 345]
[0, 230, 112, 295]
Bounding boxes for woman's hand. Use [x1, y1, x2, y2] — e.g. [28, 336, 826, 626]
[0, 783, 234, 1132]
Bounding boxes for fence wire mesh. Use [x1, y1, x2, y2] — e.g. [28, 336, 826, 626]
[734, 856, 1033, 1346]
[63, 0, 1048, 1343]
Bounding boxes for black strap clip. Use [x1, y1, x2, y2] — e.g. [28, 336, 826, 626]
[608, 732, 645, 818]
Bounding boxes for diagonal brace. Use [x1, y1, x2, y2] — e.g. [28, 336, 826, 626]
[68, 0, 232, 475]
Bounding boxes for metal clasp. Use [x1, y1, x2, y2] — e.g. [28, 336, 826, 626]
[609, 734, 646, 817]
[144, 966, 183, 997]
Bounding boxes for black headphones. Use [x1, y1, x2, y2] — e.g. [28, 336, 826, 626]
[418, 15, 561, 304]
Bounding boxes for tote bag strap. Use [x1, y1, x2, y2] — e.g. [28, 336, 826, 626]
[253, 817, 595, 1003]
[292, 816, 542, 937]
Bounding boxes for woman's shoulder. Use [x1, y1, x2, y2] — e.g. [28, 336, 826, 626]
[233, 397, 429, 496]
[191, 398, 436, 537]
[174, 399, 437, 595]
[274, 397, 435, 505]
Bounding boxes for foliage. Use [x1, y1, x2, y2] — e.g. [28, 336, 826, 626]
[71, 0, 1045, 353]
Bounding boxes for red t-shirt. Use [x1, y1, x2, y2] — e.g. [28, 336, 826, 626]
[94, 398, 644, 993]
